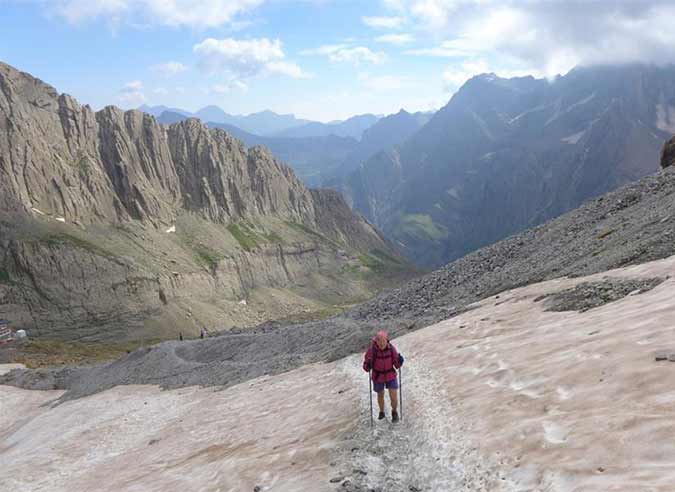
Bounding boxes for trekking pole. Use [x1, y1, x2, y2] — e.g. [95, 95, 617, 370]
[369, 370, 374, 428]
[399, 366, 403, 422]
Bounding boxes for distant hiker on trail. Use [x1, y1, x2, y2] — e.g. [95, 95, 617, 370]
[363, 330, 404, 422]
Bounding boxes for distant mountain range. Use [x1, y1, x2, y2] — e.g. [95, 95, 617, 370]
[139, 104, 312, 136]
[152, 108, 431, 186]
[273, 114, 381, 139]
[337, 64, 675, 267]
[332, 109, 433, 180]
[139, 104, 385, 140]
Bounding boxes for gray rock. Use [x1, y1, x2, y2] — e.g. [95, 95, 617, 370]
[0, 61, 403, 341]
[539, 278, 665, 313]
[661, 136, 675, 170]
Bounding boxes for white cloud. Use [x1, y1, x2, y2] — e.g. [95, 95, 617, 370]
[153, 87, 169, 95]
[299, 44, 350, 56]
[359, 73, 410, 91]
[152, 61, 187, 76]
[53, 0, 265, 28]
[267, 61, 312, 79]
[391, 1, 675, 78]
[362, 16, 406, 29]
[122, 80, 143, 91]
[330, 47, 386, 65]
[442, 59, 540, 91]
[409, 0, 461, 30]
[119, 80, 145, 106]
[405, 38, 477, 57]
[193, 37, 309, 80]
[375, 33, 415, 45]
[301, 44, 386, 65]
[442, 59, 488, 88]
[212, 81, 249, 94]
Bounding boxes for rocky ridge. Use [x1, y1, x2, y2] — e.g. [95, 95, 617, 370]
[0, 62, 404, 341]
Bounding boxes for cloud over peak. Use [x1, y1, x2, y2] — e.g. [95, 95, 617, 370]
[393, 1, 675, 78]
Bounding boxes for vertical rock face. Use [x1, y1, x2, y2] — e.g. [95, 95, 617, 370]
[661, 136, 675, 169]
[0, 62, 326, 228]
[0, 62, 400, 341]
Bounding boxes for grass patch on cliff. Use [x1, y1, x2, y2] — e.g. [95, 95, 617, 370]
[193, 244, 223, 271]
[359, 254, 405, 274]
[394, 213, 448, 242]
[227, 223, 261, 251]
[42, 233, 117, 259]
[12, 339, 163, 369]
[0, 269, 11, 284]
[371, 248, 405, 265]
[285, 220, 342, 248]
[77, 157, 92, 178]
[264, 231, 284, 244]
[286, 221, 318, 236]
[359, 249, 408, 275]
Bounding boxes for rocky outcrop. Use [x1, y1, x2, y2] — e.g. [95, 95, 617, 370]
[0, 61, 324, 227]
[0, 62, 403, 341]
[661, 136, 675, 169]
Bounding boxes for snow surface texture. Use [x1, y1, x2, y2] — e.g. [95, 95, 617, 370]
[2, 256, 675, 491]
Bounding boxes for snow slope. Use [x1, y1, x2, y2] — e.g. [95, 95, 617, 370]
[2, 256, 675, 491]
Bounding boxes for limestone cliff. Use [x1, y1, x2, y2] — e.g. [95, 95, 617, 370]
[0, 62, 404, 341]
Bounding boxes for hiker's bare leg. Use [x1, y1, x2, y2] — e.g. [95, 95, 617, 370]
[377, 391, 385, 412]
[389, 388, 398, 413]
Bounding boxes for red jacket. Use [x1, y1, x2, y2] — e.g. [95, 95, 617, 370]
[363, 339, 401, 383]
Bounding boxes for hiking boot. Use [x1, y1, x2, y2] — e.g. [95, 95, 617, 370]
[378, 411, 385, 420]
[392, 412, 399, 423]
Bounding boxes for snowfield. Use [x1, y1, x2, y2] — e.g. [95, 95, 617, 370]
[2, 256, 675, 491]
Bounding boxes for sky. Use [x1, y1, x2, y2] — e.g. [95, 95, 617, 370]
[2, 0, 675, 122]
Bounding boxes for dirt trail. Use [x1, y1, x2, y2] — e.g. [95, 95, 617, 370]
[331, 354, 513, 492]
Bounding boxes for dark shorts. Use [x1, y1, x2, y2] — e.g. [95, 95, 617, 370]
[373, 378, 399, 393]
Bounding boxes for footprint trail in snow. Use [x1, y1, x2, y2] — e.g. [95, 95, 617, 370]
[330, 343, 515, 492]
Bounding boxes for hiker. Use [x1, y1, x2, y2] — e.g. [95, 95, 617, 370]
[179, 332, 183, 341]
[363, 330, 404, 422]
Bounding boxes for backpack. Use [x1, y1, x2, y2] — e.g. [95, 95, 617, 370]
[371, 343, 404, 379]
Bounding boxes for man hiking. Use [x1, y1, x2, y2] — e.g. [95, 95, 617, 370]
[363, 330, 404, 422]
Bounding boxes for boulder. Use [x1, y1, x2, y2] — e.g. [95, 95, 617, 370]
[661, 136, 675, 170]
